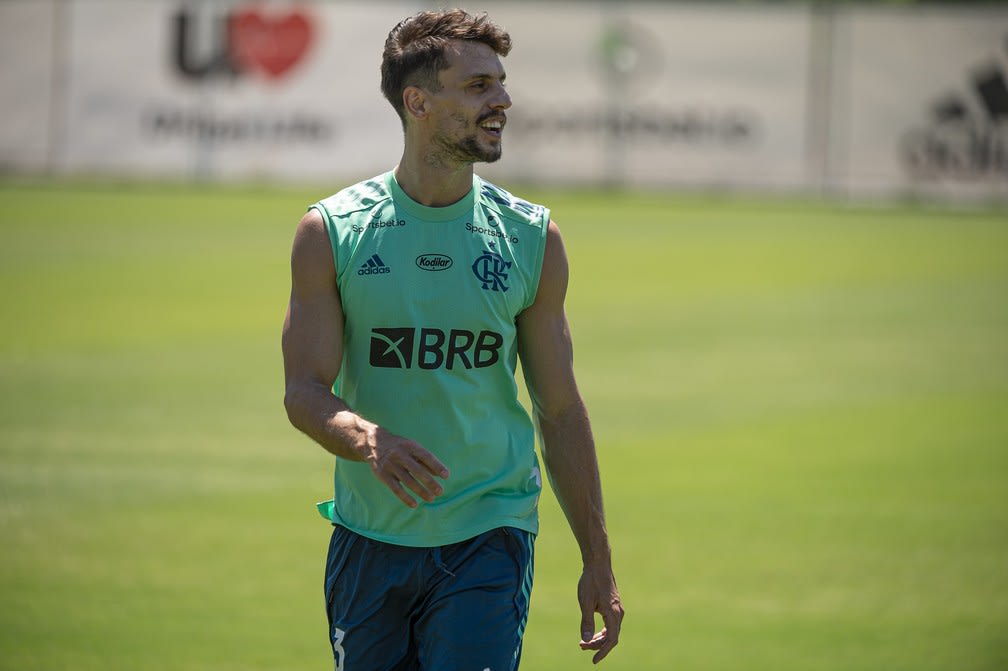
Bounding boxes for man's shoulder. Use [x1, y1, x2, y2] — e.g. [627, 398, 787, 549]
[475, 176, 549, 228]
[315, 173, 393, 220]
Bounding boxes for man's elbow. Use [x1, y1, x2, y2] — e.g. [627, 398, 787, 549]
[283, 376, 336, 431]
[535, 393, 587, 428]
[283, 382, 307, 429]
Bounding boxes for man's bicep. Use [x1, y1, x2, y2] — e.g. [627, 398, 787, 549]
[518, 221, 580, 419]
[283, 209, 344, 389]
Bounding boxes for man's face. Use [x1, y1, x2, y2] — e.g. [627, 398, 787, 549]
[425, 40, 512, 165]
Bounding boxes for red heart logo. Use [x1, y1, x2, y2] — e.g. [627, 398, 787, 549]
[229, 8, 313, 80]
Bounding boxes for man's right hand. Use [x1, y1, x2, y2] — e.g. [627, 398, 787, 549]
[356, 422, 450, 508]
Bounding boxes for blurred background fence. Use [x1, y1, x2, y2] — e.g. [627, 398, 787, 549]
[1, 0, 1006, 203]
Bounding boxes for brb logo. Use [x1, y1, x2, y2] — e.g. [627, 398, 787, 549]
[471, 250, 511, 292]
[370, 328, 504, 370]
[173, 5, 315, 82]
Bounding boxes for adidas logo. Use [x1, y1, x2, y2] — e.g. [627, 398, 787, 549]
[903, 34, 1008, 180]
[357, 254, 390, 276]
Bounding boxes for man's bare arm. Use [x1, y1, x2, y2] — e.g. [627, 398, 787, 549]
[281, 209, 448, 508]
[517, 221, 624, 664]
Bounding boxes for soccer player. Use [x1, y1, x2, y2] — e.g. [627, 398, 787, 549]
[281, 9, 623, 669]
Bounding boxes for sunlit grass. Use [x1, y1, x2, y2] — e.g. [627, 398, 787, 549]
[1, 181, 1006, 670]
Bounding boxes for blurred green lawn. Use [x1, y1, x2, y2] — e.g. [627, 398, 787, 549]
[1, 181, 1006, 670]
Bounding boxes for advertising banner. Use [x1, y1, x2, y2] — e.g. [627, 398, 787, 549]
[480, 3, 811, 191]
[835, 7, 1008, 199]
[0, 0, 1005, 201]
[56, 0, 415, 182]
[4, 0, 811, 189]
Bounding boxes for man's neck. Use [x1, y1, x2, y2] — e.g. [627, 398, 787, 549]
[394, 149, 475, 208]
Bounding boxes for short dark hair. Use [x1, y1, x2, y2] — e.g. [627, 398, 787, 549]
[380, 9, 512, 123]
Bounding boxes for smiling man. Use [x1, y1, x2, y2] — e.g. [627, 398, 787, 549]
[282, 9, 623, 670]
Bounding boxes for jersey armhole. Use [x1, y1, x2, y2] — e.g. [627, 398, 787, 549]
[308, 202, 341, 280]
[523, 208, 551, 311]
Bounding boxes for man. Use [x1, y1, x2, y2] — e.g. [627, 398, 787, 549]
[282, 9, 623, 669]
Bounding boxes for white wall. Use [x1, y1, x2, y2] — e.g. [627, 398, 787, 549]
[1, 0, 1005, 201]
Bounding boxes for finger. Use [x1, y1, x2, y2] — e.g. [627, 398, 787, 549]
[580, 584, 592, 640]
[394, 456, 446, 503]
[579, 601, 596, 644]
[578, 631, 615, 664]
[578, 629, 605, 649]
[379, 441, 447, 498]
[404, 457, 447, 501]
[601, 598, 623, 645]
[594, 645, 614, 664]
[590, 605, 622, 663]
[380, 452, 447, 506]
[381, 473, 420, 509]
[588, 628, 612, 664]
[412, 446, 450, 480]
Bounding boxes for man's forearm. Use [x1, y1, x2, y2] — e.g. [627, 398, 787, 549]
[284, 379, 370, 462]
[285, 377, 449, 508]
[539, 397, 623, 662]
[538, 399, 611, 565]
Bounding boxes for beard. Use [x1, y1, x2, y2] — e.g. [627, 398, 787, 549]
[432, 113, 504, 165]
[456, 135, 502, 164]
[434, 132, 502, 165]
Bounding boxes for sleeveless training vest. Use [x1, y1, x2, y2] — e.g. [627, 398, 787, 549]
[311, 171, 550, 547]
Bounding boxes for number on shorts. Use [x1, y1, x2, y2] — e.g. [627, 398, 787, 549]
[332, 626, 346, 671]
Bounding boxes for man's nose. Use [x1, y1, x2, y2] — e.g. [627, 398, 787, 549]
[491, 82, 511, 110]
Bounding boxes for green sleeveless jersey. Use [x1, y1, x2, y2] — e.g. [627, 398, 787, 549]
[311, 171, 550, 547]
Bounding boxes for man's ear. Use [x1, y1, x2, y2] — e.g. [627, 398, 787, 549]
[403, 86, 428, 120]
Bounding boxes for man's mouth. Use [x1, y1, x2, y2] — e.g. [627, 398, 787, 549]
[479, 116, 506, 138]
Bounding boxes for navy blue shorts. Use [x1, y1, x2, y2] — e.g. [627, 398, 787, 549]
[323, 526, 535, 671]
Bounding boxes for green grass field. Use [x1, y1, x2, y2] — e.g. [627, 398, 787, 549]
[1, 181, 1006, 670]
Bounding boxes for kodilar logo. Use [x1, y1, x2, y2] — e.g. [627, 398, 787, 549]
[416, 254, 453, 272]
